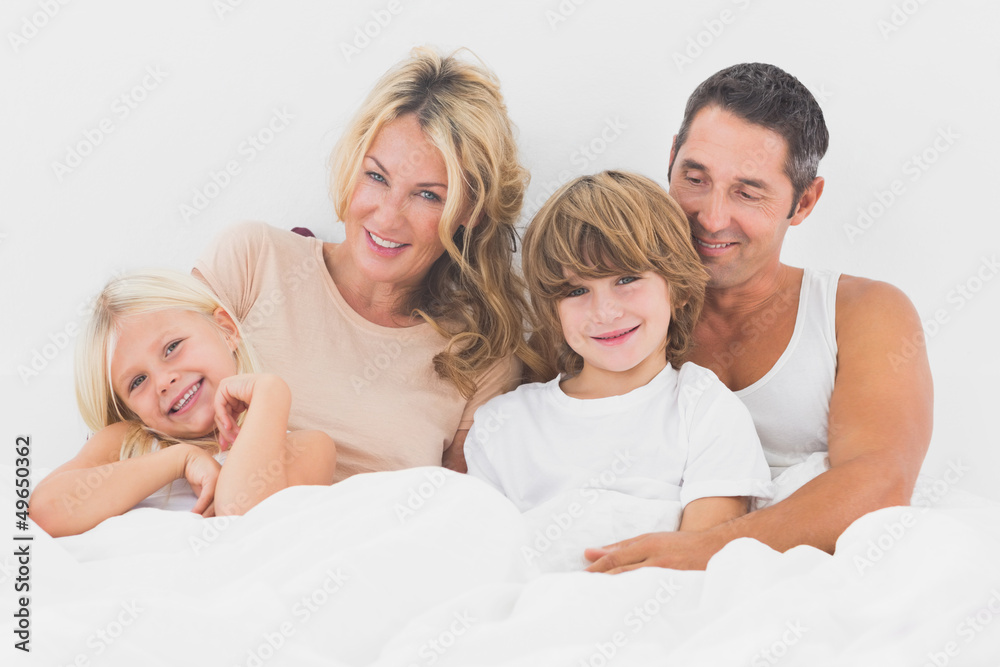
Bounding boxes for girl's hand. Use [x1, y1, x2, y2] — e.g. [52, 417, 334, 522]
[214, 374, 289, 451]
[214, 374, 258, 450]
[181, 445, 222, 516]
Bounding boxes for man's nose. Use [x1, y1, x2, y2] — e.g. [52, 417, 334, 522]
[697, 189, 729, 235]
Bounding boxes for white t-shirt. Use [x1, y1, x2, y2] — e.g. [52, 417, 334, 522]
[465, 362, 773, 514]
[131, 448, 228, 512]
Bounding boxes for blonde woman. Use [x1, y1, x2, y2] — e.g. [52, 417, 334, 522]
[194, 47, 538, 479]
[29, 270, 337, 537]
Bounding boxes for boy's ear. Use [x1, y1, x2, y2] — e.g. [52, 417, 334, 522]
[212, 307, 240, 351]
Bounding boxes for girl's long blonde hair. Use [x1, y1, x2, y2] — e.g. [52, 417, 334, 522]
[75, 269, 260, 459]
[329, 46, 542, 397]
[522, 171, 709, 381]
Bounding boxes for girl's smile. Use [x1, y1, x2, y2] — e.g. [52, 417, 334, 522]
[110, 308, 239, 440]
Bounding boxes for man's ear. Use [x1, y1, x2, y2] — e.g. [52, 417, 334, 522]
[789, 176, 825, 227]
[212, 307, 240, 351]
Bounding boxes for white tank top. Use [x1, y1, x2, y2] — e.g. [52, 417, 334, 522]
[735, 268, 839, 477]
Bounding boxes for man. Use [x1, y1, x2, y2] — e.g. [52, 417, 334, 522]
[586, 63, 933, 572]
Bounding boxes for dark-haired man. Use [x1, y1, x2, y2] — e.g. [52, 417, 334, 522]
[587, 63, 933, 571]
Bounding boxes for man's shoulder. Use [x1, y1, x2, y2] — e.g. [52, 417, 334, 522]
[835, 273, 918, 320]
[833, 273, 923, 354]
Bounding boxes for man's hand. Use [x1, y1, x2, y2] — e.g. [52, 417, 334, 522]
[584, 529, 726, 573]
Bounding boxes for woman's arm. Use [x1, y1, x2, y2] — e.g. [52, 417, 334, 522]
[28, 423, 218, 537]
[212, 374, 337, 515]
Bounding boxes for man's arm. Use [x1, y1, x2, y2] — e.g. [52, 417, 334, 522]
[586, 278, 933, 571]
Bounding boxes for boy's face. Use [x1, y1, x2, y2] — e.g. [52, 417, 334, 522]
[558, 270, 672, 387]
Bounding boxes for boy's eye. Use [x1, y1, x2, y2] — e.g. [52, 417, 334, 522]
[129, 375, 146, 392]
[566, 286, 587, 298]
[618, 276, 640, 285]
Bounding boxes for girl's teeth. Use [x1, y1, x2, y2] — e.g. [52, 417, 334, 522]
[172, 382, 201, 412]
[369, 231, 404, 249]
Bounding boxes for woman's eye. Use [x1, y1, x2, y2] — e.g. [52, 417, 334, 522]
[129, 375, 146, 392]
[419, 190, 441, 202]
[366, 171, 386, 184]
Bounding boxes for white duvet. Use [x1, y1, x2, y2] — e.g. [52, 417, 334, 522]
[10, 465, 1000, 666]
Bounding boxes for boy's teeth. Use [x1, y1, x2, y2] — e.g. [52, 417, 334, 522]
[172, 381, 201, 412]
[369, 231, 404, 248]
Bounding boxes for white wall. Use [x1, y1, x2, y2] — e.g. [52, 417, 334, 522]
[3, 0, 997, 500]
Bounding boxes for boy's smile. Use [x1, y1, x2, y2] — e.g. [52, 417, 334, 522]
[557, 271, 673, 399]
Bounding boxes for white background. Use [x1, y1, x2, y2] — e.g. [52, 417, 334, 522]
[2, 0, 998, 500]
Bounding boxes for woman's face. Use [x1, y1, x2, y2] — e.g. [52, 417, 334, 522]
[344, 114, 462, 292]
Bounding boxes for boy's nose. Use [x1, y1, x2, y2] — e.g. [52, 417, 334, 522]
[593, 295, 623, 323]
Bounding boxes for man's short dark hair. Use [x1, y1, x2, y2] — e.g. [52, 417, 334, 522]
[669, 63, 829, 218]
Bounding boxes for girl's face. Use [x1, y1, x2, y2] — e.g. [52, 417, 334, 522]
[110, 308, 239, 440]
[342, 113, 462, 293]
[557, 270, 673, 391]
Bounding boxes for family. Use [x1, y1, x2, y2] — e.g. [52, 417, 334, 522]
[30, 46, 933, 572]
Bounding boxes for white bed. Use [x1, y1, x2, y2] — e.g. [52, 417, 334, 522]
[11, 465, 1000, 666]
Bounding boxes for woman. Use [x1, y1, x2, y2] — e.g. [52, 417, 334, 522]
[194, 47, 538, 480]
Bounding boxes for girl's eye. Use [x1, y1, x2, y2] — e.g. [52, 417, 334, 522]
[129, 375, 146, 392]
[165, 340, 181, 356]
[566, 286, 587, 298]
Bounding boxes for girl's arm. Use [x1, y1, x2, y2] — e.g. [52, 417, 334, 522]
[212, 374, 336, 516]
[677, 496, 749, 532]
[29, 422, 220, 537]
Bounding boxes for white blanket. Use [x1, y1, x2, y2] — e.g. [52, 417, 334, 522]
[11, 466, 1000, 666]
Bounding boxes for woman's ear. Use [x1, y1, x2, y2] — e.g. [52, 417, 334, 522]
[212, 307, 240, 351]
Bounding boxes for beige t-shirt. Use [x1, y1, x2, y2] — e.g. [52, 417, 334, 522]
[195, 221, 521, 481]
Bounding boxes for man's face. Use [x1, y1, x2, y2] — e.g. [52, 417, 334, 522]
[668, 105, 805, 290]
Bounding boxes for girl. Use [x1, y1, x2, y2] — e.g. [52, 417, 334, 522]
[30, 269, 337, 537]
[465, 171, 772, 541]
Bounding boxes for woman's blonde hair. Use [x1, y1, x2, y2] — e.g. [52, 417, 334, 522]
[75, 269, 260, 459]
[329, 46, 540, 397]
[522, 170, 709, 380]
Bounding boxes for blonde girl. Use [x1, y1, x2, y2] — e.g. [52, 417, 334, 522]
[30, 270, 337, 537]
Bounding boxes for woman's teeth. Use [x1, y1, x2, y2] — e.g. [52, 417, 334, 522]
[171, 381, 201, 412]
[369, 231, 404, 248]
